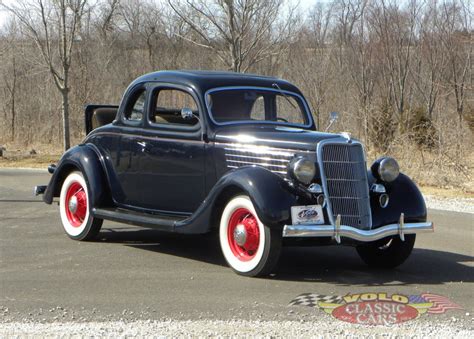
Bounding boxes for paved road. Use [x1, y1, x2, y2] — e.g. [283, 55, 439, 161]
[0, 169, 472, 325]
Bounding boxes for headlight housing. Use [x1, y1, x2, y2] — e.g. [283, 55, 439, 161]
[371, 157, 400, 183]
[289, 156, 316, 185]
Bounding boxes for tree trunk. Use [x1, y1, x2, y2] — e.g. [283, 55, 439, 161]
[9, 57, 17, 141]
[10, 96, 15, 141]
[61, 88, 71, 151]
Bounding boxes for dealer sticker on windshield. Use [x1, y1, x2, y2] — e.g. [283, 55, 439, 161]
[291, 205, 324, 225]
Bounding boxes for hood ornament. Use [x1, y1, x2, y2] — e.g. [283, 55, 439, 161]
[340, 132, 352, 142]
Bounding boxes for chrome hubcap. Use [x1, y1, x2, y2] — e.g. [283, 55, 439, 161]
[68, 195, 78, 214]
[233, 224, 247, 246]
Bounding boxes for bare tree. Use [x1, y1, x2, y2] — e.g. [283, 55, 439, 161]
[368, 0, 420, 131]
[167, 0, 297, 72]
[0, 20, 21, 142]
[161, 6, 193, 69]
[411, 1, 445, 120]
[2, 0, 88, 150]
[332, 0, 367, 67]
[3, 56, 18, 141]
[119, 0, 164, 69]
[96, 0, 120, 42]
[289, 2, 335, 129]
[345, 2, 375, 144]
[439, 0, 472, 125]
[0, 0, 472, 189]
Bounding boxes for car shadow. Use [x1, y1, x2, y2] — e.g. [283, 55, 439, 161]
[275, 246, 474, 286]
[97, 227, 228, 266]
[97, 227, 473, 286]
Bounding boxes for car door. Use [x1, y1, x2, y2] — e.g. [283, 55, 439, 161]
[127, 83, 207, 214]
[111, 84, 149, 207]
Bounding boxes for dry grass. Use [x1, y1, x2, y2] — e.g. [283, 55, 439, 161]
[420, 186, 473, 199]
[0, 154, 60, 169]
[366, 137, 474, 195]
[0, 143, 61, 168]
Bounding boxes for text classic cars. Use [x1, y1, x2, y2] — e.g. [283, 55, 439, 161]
[35, 71, 433, 276]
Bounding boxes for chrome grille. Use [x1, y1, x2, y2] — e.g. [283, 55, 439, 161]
[224, 145, 294, 175]
[320, 142, 372, 229]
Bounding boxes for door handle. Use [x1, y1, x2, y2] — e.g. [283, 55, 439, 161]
[137, 141, 150, 153]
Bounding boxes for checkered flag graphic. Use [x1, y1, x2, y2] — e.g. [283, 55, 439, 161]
[289, 293, 344, 308]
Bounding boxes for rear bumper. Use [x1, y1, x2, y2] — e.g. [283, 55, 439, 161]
[34, 185, 47, 196]
[282, 213, 433, 243]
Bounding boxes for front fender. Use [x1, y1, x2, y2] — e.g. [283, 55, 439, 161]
[214, 167, 307, 227]
[175, 167, 310, 234]
[369, 171, 427, 227]
[43, 144, 109, 208]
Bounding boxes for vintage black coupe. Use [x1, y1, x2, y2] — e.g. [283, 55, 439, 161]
[36, 71, 433, 276]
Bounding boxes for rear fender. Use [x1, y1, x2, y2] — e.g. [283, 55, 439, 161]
[43, 144, 109, 208]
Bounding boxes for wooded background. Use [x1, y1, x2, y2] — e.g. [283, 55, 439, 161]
[0, 0, 472, 189]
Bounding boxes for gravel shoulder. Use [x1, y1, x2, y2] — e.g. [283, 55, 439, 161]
[424, 195, 474, 214]
[0, 319, 473, 338]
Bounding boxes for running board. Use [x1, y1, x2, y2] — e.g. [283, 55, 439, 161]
[92, 207, 188, 231]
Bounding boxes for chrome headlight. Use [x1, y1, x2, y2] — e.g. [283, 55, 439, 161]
[372, 157, 400, 182]
[289, 156, 316, 185]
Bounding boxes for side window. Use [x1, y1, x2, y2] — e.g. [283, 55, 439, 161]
[150, 88, 199, 126]
[276, 95, 306, 124]
[250, 96, 265, 120]
[124, 89, 146, 122]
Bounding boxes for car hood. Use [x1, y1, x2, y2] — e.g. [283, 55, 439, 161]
[213, 125, 346, 151]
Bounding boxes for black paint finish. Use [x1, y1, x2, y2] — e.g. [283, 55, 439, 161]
[43, 144, 110, 207]
[368, 172, 427, 226]
[42, 70, 428, 235]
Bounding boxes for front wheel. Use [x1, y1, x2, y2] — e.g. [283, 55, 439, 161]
[59, 171, 103, 241]
[219, 195, 282, 277]
[356, 234, 416, 268]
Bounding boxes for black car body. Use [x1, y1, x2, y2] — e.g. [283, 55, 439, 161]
[37, 71, 433, 276]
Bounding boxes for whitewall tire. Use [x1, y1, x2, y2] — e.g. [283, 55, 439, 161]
[219, 195, 281, 276]
[59, 171, 102, 241]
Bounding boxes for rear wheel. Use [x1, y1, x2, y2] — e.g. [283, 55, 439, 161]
[219, 195, 281, 277]
[59, 171, 102, 241]
[356, 234, 416, 268]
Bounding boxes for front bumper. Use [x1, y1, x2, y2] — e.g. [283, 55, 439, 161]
[282, 213, 433, 243]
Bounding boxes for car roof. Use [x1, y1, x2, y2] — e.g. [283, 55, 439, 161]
[129, 70, 303, 95]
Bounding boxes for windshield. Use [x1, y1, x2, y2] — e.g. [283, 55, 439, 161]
[206, 87, 310, 126]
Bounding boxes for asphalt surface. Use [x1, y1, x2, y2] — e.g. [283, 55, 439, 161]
[0, 169, 472, 326]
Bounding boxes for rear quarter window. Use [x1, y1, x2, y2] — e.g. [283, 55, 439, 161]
[124, 89, 146, 122]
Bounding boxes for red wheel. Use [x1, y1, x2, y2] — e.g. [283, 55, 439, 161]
[59, 171, 102, 240]
[219, 195, 281, 276]
[227, 208, 260, 261]
[64, 182, 88, 227]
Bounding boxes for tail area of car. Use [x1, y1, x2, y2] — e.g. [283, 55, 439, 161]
[84, 104, 119, 134]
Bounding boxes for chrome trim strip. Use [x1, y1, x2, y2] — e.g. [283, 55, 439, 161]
[204, 86, 313, 129]
[316, 138, 372, 228]
[217, 142, 309, 155]
[226, 165, 286, 174]
[221, 142, 300, 175]
[225, 159, 288, 168]
[87, 131, 204, 144]
[282, 222, 434, 242]
[224, 153, 291, 162]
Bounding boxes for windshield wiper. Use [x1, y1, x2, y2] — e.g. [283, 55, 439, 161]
[272, 83, 298, 109]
